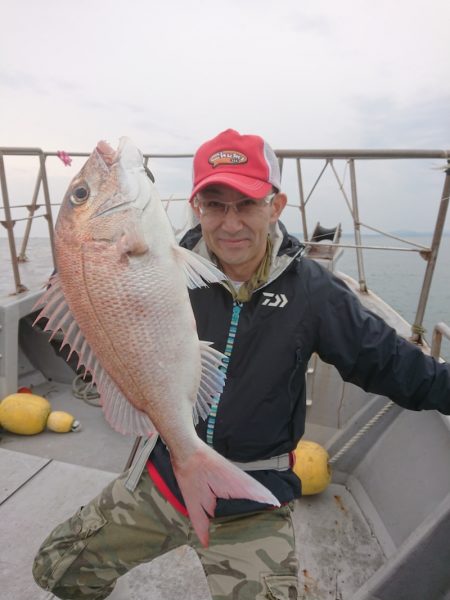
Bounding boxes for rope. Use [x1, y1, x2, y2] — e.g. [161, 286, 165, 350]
[411, 323, 426, 336]
[329, 401, 394, 464]
[72, 373, 101, 407]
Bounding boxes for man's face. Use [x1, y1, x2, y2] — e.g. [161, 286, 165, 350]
[193, 185, 286, 279]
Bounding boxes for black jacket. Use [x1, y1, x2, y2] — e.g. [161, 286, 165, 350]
[150, 222, 450, 515]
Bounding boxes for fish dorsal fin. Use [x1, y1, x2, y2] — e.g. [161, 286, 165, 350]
[193, 341, 227, 424]
[34, 274, 156, 437]
[173, 246, 225, 289]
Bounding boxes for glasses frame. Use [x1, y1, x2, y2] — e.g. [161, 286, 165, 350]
[194, 192, 277, 218]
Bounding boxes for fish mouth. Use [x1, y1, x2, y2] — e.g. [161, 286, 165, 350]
[96, 140, 117, 166]
[91, 138, 150, 220]
[95, 137, 144, 169]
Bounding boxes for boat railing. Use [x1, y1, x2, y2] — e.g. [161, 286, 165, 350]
[431, 322, 450, 359]
[1, 146, 449, 345]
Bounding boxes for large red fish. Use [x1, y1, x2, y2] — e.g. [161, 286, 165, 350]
[36, 138, 279, 545]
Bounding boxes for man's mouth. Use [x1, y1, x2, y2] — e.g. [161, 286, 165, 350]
[219, 238, 249, 247]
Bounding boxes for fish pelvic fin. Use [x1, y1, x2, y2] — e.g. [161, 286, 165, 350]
[193, 341, 227, 424]
[173, 246, 225, 289]
[95, 368, 156, 436]
[173, 444, 280, 547]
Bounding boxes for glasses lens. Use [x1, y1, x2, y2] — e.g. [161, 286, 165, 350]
[199, 199, 226, 216]
[196, 193, 275, 217]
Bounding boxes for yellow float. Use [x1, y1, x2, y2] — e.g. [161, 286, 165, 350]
[0, 393, 79, 435]
[293, 439, 332, 495]
[46, 410, 80, 433]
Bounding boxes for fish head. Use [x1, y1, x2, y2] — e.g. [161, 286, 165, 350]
[55, 137, 154, 252]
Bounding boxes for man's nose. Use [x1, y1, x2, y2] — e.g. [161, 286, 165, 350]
[221, 206, 244, 231]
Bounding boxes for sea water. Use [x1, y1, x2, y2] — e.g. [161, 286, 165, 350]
[336, 234, 450, 359]
[1, 235, 449, 359]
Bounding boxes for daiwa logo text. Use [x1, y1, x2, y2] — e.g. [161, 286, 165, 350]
[262, 292, 288, 308]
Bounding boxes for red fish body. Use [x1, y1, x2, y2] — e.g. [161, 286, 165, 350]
[36, 138, 279, 545]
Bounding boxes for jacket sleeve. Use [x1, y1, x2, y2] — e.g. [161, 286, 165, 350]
[313, 269, 450, 414]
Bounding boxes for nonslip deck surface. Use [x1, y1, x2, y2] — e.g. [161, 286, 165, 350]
[1, 239, 386, 598]
[1, 448, 385, 600]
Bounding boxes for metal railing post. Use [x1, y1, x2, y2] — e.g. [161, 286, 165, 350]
[296, 158, 309, 241]
[0, 152, 27, 294]
[431, 322, 450, 359]
[39, 153, 57, 267]
[411, 164, 450, 343]
[19, 170, 43, 261]
[348, 159, 367, 292]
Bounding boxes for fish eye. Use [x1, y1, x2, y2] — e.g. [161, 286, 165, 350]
[70, 182, 90, 205]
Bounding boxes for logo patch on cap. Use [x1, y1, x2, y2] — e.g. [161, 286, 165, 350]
[208, 150, 248, 168]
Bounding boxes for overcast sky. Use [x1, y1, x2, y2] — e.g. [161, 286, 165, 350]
[1, 0, 449, 236]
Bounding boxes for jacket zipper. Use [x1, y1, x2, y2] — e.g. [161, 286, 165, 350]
[206, 300, 243, 446]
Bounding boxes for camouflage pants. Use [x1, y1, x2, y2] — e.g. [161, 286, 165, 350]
[33, 468, 298, 600]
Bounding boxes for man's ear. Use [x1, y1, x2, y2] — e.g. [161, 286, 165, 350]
[270, 193, 287, 223]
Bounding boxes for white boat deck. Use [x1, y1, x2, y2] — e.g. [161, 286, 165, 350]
[1, 355, 385, 599]
[0, 380, 136, 472]
[1, 444, 385, 600]
[0, 249, 386, 600]
[2, 239, 450, 599]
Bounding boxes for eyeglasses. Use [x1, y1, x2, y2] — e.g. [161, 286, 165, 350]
[194, 192, 276, 218]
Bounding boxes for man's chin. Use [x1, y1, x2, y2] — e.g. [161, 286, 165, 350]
[217, 252, 247, 267]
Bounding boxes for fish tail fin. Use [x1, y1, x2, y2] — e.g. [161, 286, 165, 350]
[173, 444, 280, 547]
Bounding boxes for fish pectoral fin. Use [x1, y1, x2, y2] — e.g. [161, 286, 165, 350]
[193, 341, 227, 424]
[173, 246, 226, 289]
[117, 222, 149, 256]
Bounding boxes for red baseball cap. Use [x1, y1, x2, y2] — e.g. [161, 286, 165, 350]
[189, 129, 281, 202]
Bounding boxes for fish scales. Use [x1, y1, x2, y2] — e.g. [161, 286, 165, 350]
[73, 241, 200, 424]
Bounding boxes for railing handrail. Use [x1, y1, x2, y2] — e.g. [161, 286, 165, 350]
[1, 146, 449, 351]
[275, 149, 450, 160]
[1, 147, 450, 160]
[431, 322, 450, 359]
[0, 147, 45, 155]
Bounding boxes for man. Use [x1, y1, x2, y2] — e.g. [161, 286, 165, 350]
[33, 129, 450, 600]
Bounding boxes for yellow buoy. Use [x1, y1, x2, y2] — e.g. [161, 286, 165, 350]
[0, 393, 52, 435]
[293, 439, 332, 495]
[46, 411, 79, 433]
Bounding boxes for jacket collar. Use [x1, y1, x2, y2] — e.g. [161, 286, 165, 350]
[179, 221, 304, 294]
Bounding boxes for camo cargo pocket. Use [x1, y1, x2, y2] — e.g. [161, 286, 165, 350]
[263, 573, 298, 600]
[33, 503, 108, 591]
